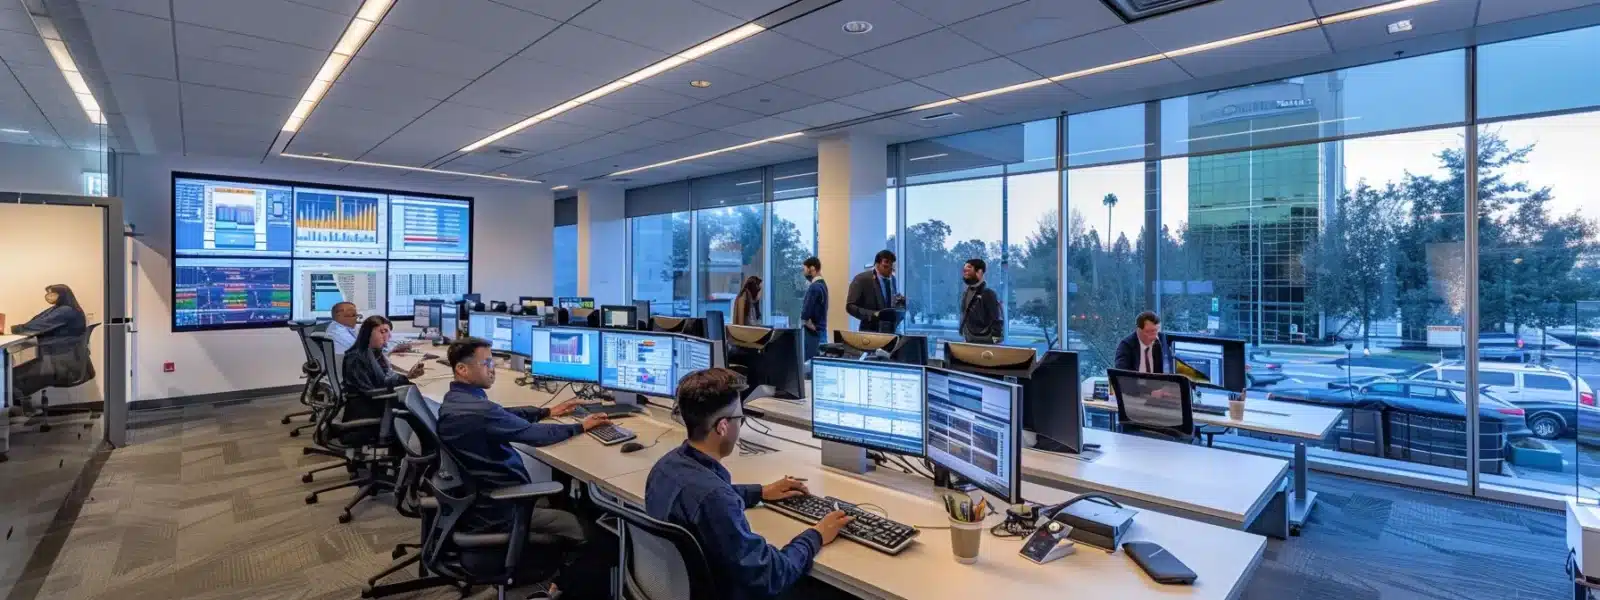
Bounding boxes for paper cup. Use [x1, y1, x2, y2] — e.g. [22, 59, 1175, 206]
[1229, 399, 1246, 420]
[949, 519, 984, 564]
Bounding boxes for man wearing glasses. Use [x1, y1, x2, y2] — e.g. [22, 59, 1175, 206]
[436, 337, 611, 598]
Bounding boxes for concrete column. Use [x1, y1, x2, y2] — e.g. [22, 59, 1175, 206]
[817, 133, 887, 333]
[578, 185, 626, 304]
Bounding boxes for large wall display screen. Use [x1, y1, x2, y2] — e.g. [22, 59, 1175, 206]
[171, 172, 473, 332]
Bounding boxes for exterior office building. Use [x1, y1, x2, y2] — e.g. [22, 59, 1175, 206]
[1178, 74, 1345, 344]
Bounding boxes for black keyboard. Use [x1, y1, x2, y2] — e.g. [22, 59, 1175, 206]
[765, 494, 919, 555]
[586, 423, 636, 446]
[575, 403, 644, 418]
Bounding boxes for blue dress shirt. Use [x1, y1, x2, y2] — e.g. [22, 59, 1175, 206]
[438, 381, 584, 531]
[646, 442, 822, 600]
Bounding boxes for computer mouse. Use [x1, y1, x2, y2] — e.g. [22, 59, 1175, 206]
[619, 442, 646, 454]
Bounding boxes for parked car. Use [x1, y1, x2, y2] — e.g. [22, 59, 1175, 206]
[1245, 356, 1286, 387]
[1268, 380, 1533, 442]
[1406, 362, 1597, 440]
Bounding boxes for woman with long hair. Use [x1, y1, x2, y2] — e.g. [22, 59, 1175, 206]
[341, 315, 425, 421]
[9, 284, 90, 406]
[730, 275, 763, 326]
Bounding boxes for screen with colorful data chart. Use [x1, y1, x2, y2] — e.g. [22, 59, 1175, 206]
[170, 172, 473, 332]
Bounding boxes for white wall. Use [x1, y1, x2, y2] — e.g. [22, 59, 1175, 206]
[114, 152, 553, 403]
[0, 143, 106, 196]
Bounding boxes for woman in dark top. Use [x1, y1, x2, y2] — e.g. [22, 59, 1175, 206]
[341, 315, 424, 421]
[10, 284, 90, 402]
[730, 275, 762, 326]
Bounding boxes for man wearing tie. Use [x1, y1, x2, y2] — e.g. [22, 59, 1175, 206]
[1114, 311, 1165, 373]
[846, 250, 903, 333]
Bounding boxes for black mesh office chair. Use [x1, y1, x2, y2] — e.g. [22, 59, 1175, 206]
[301, 334, 400, 524]
[24, 322, 102, 433]
[285, 320, 328, 436]
[591, 488, 716, 600]
[362, 386, 472, 598]
[1107, 368, 1196, 444]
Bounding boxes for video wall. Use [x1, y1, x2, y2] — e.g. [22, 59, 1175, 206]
[172, 172, 472, 332]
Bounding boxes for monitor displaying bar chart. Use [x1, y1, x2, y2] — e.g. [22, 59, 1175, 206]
[292, 260, 386, 320]
[293, 188, 387, 259]
[173, 177, 294, 257]
[389, 195, 471, 260]
[173, 258, 293, 331]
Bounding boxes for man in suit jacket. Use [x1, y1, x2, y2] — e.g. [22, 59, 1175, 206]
[957, 258, 1003, 343]
[1113, 311, 1166, 373]
[846, 250, 903, 333]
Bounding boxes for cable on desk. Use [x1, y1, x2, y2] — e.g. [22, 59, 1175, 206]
[539, 382, 575, 407]
[744, 416, 819, 450]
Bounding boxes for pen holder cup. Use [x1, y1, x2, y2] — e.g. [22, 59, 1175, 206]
[949, 519, 985, 564]
[1228, 399, 1246, 420]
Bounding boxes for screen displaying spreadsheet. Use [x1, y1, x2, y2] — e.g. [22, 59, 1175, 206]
[810, 359, 926, 456]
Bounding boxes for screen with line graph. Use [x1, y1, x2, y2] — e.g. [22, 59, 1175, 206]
[293, 187, 388, 259]
[389, 195, 471, 260]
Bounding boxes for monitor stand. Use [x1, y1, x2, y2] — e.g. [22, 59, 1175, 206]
[933, 465, 977, 494]
[618, 392, 648, 407]
[821, 440, 873, 474]
[507, 356, 527, 373]
[1031, 436, 1078, 454]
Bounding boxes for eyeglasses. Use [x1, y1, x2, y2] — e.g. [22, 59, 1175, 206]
[719, 415, 746, 427]
[476, 358, 495, 368]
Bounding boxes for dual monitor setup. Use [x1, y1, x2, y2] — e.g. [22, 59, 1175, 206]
[473, 318, 722, 400]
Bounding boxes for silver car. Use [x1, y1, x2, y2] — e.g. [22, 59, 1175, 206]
[1410, 362, 1598, 439]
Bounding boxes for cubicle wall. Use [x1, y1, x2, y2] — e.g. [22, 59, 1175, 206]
[0, 204, 107, 405]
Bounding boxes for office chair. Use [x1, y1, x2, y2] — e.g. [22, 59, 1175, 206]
[1107, 368, 1197, 444]
[298, 332, 355, 473]
[21, 323, 102, 433]
[363, 388, 471, 599]
[285, 320, 328, 436]
[302, 334, 401, 524]
[591, 487, 716, 600]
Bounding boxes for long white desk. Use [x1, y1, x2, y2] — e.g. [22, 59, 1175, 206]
[1085, 393, 1343, 533]
[748, 396, 1292, 539]
[0, 334, 37, 460]
[393, 355, 1266, 599]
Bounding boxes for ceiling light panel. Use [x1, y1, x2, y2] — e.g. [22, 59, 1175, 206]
[609, 132, 803, 177]
[280, 152, 542, 183]
[26, 13, 105, 125]
[281, 0, 394, 133]
[460, 23, 766, 153]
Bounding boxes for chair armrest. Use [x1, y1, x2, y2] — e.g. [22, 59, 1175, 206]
[485, 481, 564, 502]
[361, 388, 400, 400]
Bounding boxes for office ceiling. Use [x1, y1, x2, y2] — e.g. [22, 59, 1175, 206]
[3, 0, 1599, 189]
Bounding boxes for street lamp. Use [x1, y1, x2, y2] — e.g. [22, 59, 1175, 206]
[1344, 342, 1354, 389]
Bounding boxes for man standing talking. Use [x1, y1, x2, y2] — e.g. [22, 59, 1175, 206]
[846, 250, 904, 333]
[957, 259, 1003, 344]
[1114, 311, 1165, 373]
[799, 256, 828, 360]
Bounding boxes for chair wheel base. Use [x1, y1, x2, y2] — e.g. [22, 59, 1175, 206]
[281, 416, 293, 424]
[338, 513, 352, 524]
[305, 495, 318, 505]
[0, 453, 7, 463]
[39, 424, 51, 433]
[302, 473, 315, 483]
[289, 430, 301, 438]
[391, 547, 407, 559]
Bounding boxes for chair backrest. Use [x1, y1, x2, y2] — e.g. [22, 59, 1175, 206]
[289, 320, 329, 367]
[591, 487, 716, 600]
[62, 322, 101, 385]
[393, 387, 438, 518]
[1108, 368, 1195, 442]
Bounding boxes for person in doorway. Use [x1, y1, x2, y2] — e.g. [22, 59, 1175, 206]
[8, 284, 89, 406]
[956, 259, 1003, 344]
[731, 276, 763, 326]
[845, 250, 903, 333]
[799, 257, 828, 361]
[1114, 311, 1166, 373]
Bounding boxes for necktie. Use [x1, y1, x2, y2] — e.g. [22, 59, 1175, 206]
[1142, 345, 1152, 373]
[880, 277, 890, 304]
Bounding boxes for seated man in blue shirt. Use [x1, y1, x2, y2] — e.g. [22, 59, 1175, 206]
[645, 368, 853, 600]
[437, 336, 611, 598]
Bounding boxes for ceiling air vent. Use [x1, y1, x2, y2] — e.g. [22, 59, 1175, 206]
[492, 147, 527, 157]
[1100, 0, 1222, 22]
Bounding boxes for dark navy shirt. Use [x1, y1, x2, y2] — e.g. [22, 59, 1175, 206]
[645, 442, 822, 600]
[436, 381, 583, 490]
[800, 277, 828, 333]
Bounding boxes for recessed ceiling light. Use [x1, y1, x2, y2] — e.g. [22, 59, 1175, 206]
[908, 153, 947, 161]
[690, 80, 712, 88]
[842, 20, 872, 34]
[280, 0, 394, 133]
[1387, 19, 1413, 34]
[552, 185, 570, 191]
[23, 10, 104, 125]
[0, 128, 28, 134]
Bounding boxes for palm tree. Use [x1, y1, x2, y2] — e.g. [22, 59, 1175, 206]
[1097, 193, 1119, 286]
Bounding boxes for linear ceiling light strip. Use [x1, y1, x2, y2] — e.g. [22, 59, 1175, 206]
[25, 10, 104, 125]
[281, 0, 395, 133]
[280, 152, 543, 183]
[459, 23, 766, 153]
[608, 132, 804, 177]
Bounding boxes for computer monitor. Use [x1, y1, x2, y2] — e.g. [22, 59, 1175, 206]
[510, 317, 539, 357]
[565, 307, 598, 327]
[631, 300, 653, 328]
[487, 300, 509, 313]
[528, 326, 601, 383]
[439, 303, 459, 339]
[924, 366, 1023, 505]
[558, 297, 595, 310]
[1022, 350, 1083, 453]
[810, 358, 926, 456]
[520, 296, 554, 311]
[469, 313, 515, 354]
[600, 305, 638, 329]
[598, 330, 719, 399]
[832, 331, 930, 366]
[724, 325, 805, 401]
[704, 310, 726, 342]
[1166, 333, 1248, 392]
[941, 341, 1037, 381]
[651, 315, 708, 338]
[413, 300, 435, 328]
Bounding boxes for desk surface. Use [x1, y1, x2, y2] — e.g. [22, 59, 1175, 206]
[748, 396, 1287, 526]
[1084, 394, 1343, 441]
[0, 334, 34, 351]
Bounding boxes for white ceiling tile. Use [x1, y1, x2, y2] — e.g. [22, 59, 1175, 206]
[948, 0, 1124, 55]
[1130, 0, 1317, 53]
[178, 55, 304, 98]
[694, 31, 841, 80]
[1057, 58, 1192, 98]
[674, 130, 757, 153]
[490, 0, 598, 21]
[638, 61, 763, 100]
[1478, 0, 1600, 23]
[777, 0, 941, 56]
[285, 131, 389, 160]
[183, 117, 280, 147]
[421, 102, 527, 133]
[1323, 0, 1477, 51]
[382, 0, 560, 54]
[834, 81, 946, 113]
[1171, 27, 1331, 78]
[173, 0, 346, 50]
[175, 23, 326, 76]
[691, 0, 791, 20]
[1009, 26, 1161, 78]
[80, 7, 178, 80]
[660, 102, 765, 129]
[0, 29, 54, 70]
[451, 57, 613, 115]
[852, 29, 997, 80]
[571, 0, 742, 54]
[771, 101, 871, 127]
[720, 115, 808, 139]
[520, 25, 668, 79]
[76, 0, 172, 21]
[0, 5, 36, 36]
[548, 102, 652, 131]
[711, 83, 824, 116]
[107, 73, 183, 154]
[1309, 0, 1388, 15]
[495, 119, 608, 153]
[894, 0, 1029, 25]
[362, 118, 492, 165]
[320, 82, 441, 118]
[357, 24, 513, 76]
[336, 57, 473, 100]
[842, 117, 937, 139]
[437, 151, 527, 172]
[913, 57, 1039, 96]
[774, 59, 902, 99]
[587, 84, 701, 118]
[185, 131, 276, 158]
[962, 81, 1082, 116]
[179, 83, 293, 124]
[612, 118, 708, 141]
